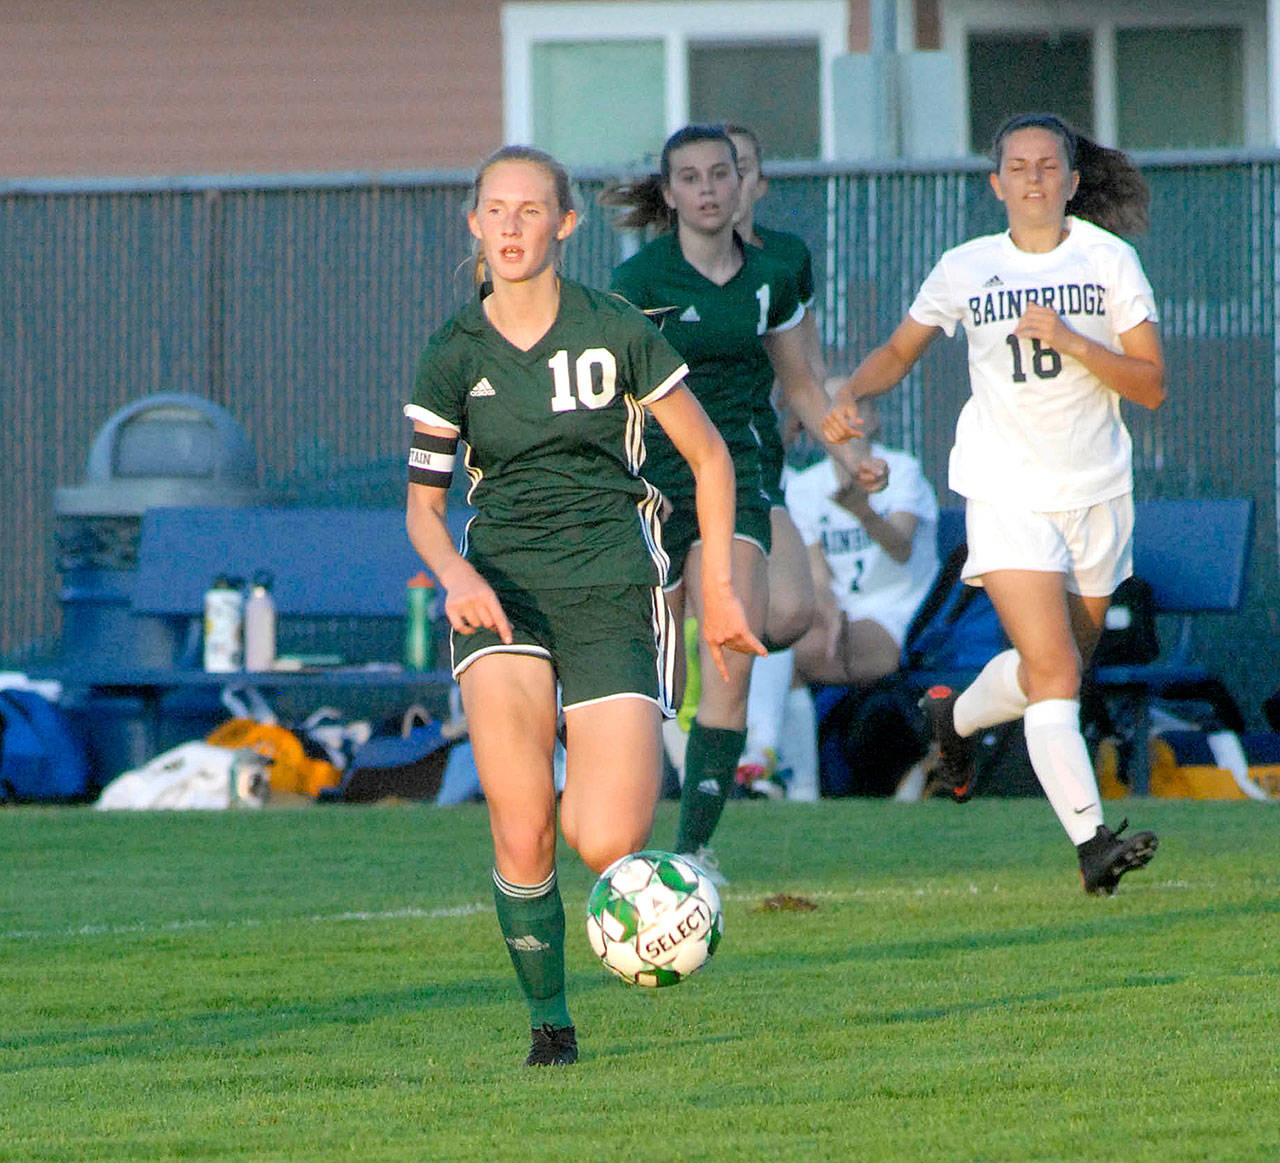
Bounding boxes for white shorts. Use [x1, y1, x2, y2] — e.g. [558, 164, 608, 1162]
[962, 496, 1134, 598]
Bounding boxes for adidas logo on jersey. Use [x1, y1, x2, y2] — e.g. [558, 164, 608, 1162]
[680, 305, 701, 323]
[982, 274, 1004, 288]
[505, 934, 551, 952]
[469, 377, 496, 397]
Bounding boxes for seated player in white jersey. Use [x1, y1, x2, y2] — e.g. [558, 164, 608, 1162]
[786, 393, 939, 690]
[738, 393, 938, 801]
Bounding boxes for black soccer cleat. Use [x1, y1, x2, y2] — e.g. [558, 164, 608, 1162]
[920, 685, 976, 802]
[524, 1023, 579, 1067]
[1077, 819, 1158, 896]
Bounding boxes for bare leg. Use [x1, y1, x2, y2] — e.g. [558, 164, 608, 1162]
[673, 538, 768, 860]
[559, 696, 664, 873]
[459, 653, 559, 883]
[763, 507, 815, 649]
[980, 570, 1105, 842]
[793, 614, 901, 688]
[460, 652, 570, 1037]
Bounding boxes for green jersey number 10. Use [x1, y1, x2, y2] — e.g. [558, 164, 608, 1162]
[549, 348, 618, 412]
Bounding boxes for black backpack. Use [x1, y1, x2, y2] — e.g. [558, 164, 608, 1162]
[815, 677, 929, 797]
[1091, 575, 1160, 666]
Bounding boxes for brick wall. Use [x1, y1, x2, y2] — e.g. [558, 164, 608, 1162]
[1, 0, 505, 178]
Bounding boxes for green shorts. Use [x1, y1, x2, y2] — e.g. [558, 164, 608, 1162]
[660, 497, 772, 588]
[451, 581, 675, 714]
[757, 422, 786, 507]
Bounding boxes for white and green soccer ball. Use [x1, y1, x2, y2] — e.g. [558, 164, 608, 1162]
[586, 850, 723, 987]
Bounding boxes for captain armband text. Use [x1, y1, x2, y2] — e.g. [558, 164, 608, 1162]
[408, 430, 458, 488]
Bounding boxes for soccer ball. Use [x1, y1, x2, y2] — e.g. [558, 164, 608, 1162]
[585, 850, 723, 987]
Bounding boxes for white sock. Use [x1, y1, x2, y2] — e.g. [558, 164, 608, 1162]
[741, 649, 795, 767]
[954, 649, 1028, 738]
[778, 685, 819, 802]
[1022, 699, 1104, 844]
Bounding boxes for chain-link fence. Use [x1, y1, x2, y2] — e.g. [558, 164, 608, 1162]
[3, 154, 1276, 720]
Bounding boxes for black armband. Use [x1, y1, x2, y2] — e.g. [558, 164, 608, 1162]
[408, 430, 458, 488]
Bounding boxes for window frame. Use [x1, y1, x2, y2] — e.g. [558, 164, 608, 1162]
[501, 1, 849, 160]
[939, 0, 1265, 151]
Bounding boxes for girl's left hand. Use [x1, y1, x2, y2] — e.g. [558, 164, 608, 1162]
[1014, 303, 1082, 358]
[700, 593, 766, 683]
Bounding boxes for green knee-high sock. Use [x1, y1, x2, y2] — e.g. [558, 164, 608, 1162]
[674, 721, 746, 854]
[492, 868, 572, 1029]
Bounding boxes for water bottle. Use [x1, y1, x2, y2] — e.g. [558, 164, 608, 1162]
[203, 575, 244, 672]
[405, 572, 435, 671]
[244, 570, 277, 672]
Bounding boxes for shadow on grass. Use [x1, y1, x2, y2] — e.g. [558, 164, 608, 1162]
[878, 972, 1187, 1025]
[738, 894, 1280, 974]
[6, 897, 1275, 1074]
[0, 971, 617, 1075]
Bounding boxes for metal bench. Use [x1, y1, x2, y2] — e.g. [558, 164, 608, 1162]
[40, 505, 468, 768]
[900, 498, 1255, 793]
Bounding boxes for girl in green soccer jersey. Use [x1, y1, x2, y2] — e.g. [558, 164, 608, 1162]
[728, 124, 821, 652]
[726, 124, 890, 792]
[404, 146, 763, 1066]
[823, 113, 1164, 894]
[606, 125, 873, 869]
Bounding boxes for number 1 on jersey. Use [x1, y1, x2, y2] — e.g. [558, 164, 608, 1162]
[755, 285, 771, 336]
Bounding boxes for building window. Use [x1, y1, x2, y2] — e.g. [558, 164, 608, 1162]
[530, 40, 668, 168]
[502, 1, 845, 166]
[688, 41, 821, 159]
[950, 3, 1261, 154]
[1115, 27, 1244, 149]
[967, 32, 1094, 154]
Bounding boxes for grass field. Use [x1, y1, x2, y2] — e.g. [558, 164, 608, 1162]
[2, 797, 1277, 1162]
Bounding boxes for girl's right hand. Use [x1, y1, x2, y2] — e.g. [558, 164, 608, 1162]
[854, 455, 889, 493]
[442, 566, 513, 644]
[822, 398, 864, 445]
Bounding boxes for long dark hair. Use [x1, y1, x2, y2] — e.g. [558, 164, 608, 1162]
[991, 112, 1150, 237]
[600, 124, 739, 233]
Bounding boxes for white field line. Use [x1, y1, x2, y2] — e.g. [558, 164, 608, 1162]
[2, 880, 1195, 944]
[1, 902, 491, 943]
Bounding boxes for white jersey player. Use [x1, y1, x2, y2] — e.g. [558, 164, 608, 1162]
[823, 112, 1165, 896]
[785, 405, 939, 686]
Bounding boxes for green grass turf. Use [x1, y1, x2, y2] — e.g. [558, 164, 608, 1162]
[2, 798, 1277, 1162]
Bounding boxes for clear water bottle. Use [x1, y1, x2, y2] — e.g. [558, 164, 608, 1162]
[244, 570, 277, 672]
[203, 575, 244, 672]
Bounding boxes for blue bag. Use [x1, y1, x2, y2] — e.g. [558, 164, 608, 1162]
[0, 687, 92, 802]
[902, 543, 1009, 671]
[319, 707, 456, 804]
